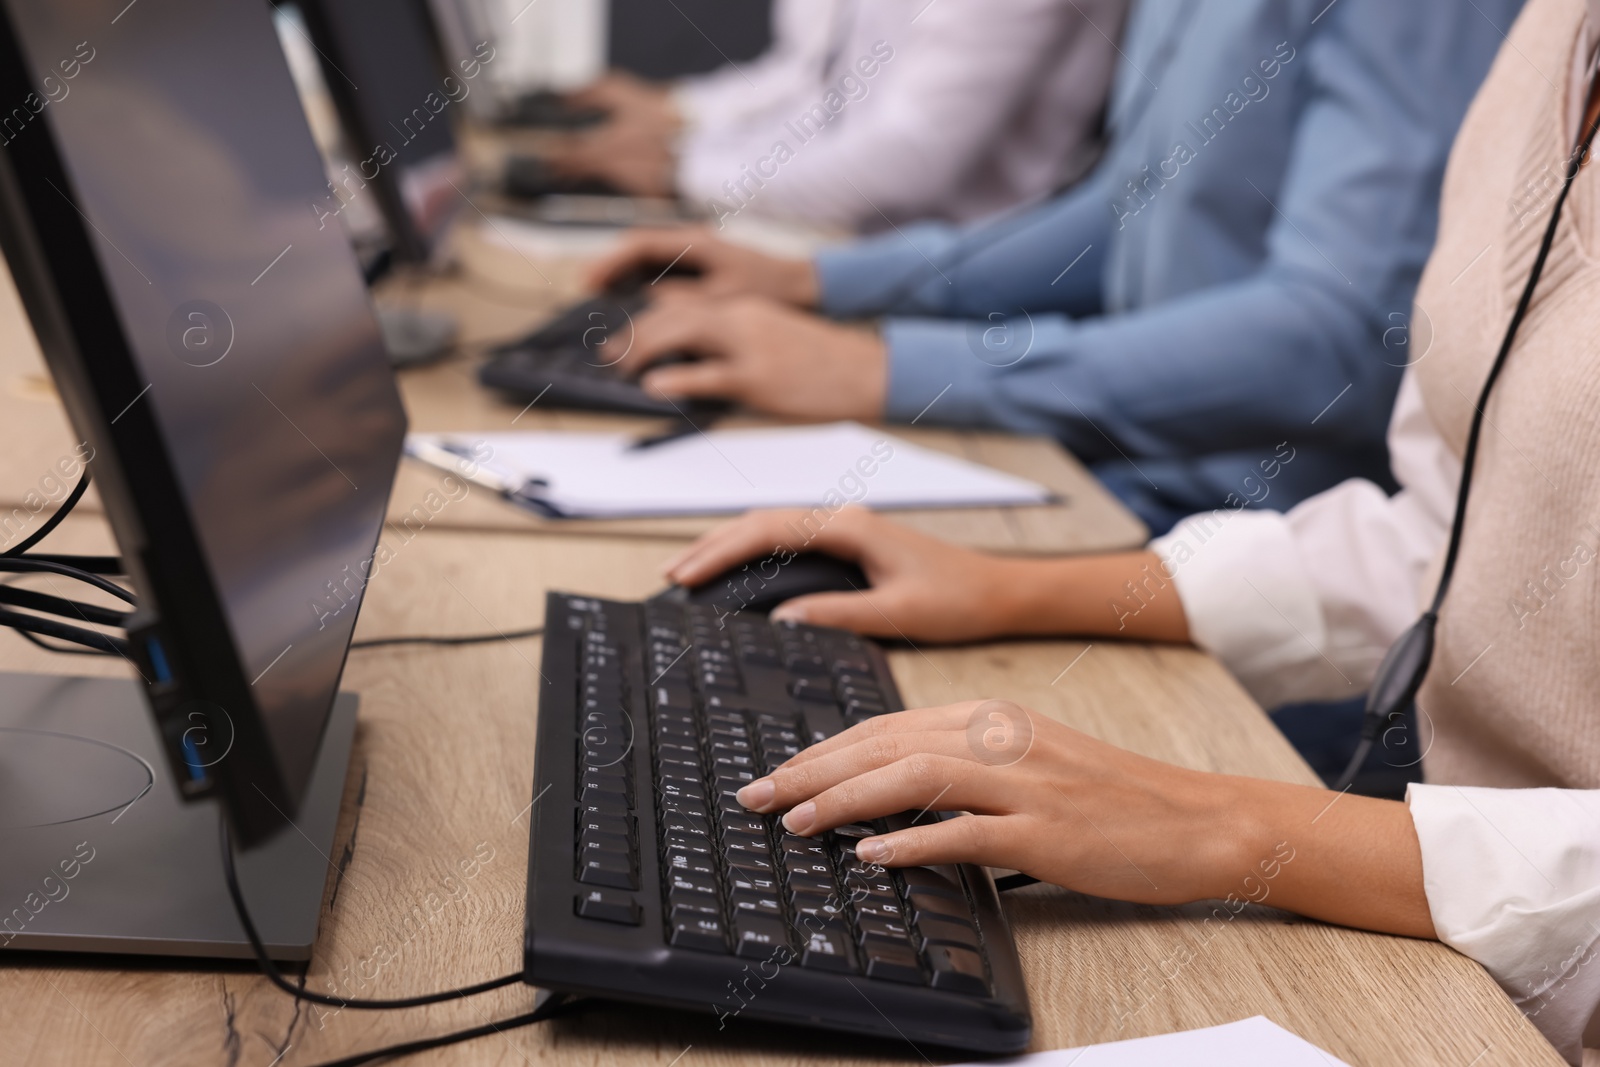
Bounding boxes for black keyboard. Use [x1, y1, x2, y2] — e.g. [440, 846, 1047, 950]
[522, 593, 1032, 1053]
[478, 293, 728, 419]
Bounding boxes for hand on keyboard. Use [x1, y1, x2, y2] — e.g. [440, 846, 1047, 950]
[735, 699, 1281, 909]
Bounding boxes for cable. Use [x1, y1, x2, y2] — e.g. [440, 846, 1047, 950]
[24, 554, 124, 575]
[220, 817, 524, 1009]
[0, 584, 129, 627]
[350, 625, 543, 650]
[0, 605, 128, 655]
[0, 557, 135, 604]
[15, 628, 112, 656]
[1332, 73, 1600, 794]
[304, 993, 572, 1067]
[2, 469, 90, 557]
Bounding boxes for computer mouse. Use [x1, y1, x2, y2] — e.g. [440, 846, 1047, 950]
[655, 552, 869, 616]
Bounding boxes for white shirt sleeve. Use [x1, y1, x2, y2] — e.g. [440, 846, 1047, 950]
[1408, 785, 1600, 1064]
[676, 0, 1118, 228]
[1149, 370, 1460, 709]
[673, 0, 837, 132]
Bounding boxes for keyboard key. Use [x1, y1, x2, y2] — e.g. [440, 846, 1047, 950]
[909, 892, 972, 923]
[915, 915, 981, 950]
[575, 889, 641, 925]
[855, 915, 911, 947]
[733, 916, 790, 959]
[670, 915, 728, 953]
[664, 847, 717, 878]
[578, 812, 632, 839]
[798, 925, 856, 973]
[924, 944, 988, 995]
[863, 942, 923, 985]
[901, 867, 966, 899]
[579, 852, 636, 890]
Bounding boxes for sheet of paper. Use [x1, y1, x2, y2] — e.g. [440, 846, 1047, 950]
[407, 422, 1053, 518]
[968, 1017, 1352, 1067]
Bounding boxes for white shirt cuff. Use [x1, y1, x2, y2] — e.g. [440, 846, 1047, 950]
[1150, 508, 1355, 708]
[1408, 784, 1600, 1064]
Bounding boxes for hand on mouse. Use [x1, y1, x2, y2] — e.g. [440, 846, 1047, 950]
[585, 229, 820, 306]
[666, 508, 1195, 645]
[663, 507, 1029, 642]
[618, 292, 887, 422]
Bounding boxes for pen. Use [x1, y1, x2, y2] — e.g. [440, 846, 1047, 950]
[627, 404, 728, 451]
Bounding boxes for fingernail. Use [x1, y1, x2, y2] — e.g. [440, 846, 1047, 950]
[769, 603, 807, 623]
[856, 838, 888, 863]
[782, 801, 816, 834]
[737, 779, 775, 811]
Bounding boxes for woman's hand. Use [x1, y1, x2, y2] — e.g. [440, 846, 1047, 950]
[665, 508, 1194, 644]
[664, 507, 1029, 642]
[734, 701, 1436, 937]
[585, 229, 819, 306]
[564, 71, 679, 131]
[736, 700, 1260, 905]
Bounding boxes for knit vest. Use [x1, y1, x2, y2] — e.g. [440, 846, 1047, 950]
[1413, 0, 1600, 789]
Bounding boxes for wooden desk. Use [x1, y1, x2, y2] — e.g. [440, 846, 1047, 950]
[0, 515, 1562, 1066]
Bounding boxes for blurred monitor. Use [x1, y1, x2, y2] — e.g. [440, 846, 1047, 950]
[290, 0, 469, 265]
[608, 0, 771, 79]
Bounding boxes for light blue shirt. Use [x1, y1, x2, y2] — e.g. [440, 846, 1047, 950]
[815, 0, 1524, 532]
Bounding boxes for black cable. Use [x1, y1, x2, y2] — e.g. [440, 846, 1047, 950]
[219, 817, 524, 1009]
[0, 557, 135, 604]
[2, 469, 90, 557]
[15, 627, 112, 656]
[0, 584, 130, 627]
[304, 993, 572, 1067]
[351, 626, 543, 650]
[24, 554, 124, 575]
[0, 605, 128, 655]
[1332, 75, 1600, 795]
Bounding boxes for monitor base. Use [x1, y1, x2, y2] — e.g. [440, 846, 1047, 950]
[0, 672, 357, 961]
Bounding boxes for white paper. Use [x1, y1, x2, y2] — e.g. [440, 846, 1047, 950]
[971, 1017, 1353, 1067]
[407, 422, 1053, 518]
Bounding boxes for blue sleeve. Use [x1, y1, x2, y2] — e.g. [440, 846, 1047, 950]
[814, 165, 1117, 321]
[884, 0, 1501, 460]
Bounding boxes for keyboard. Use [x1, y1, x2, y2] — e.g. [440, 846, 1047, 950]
[478, 287, 727, 419]
[522, 593, 1032, 1052]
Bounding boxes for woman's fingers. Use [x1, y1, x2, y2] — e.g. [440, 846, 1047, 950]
[738, 725, 976, 815]
[774, 704, 979, 771]
[665, 509, 854, 585]
[773, 753, 1000, 837]
[585, 229, 707, 291]
[855, 814, 1019, 870]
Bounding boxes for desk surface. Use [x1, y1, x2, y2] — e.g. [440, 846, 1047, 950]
[0, 515, 1562, 1067]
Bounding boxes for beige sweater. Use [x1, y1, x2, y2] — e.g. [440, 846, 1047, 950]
[1414, 0, 1600, 791]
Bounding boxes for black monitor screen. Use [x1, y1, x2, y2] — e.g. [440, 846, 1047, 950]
[0, 0, 406, 832]
[296, 0, 466, 262]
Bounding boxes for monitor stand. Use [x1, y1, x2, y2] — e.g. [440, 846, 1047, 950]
[0, 671, 358, 961]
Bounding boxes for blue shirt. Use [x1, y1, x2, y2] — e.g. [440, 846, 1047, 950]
[814, 0, 1524, 533]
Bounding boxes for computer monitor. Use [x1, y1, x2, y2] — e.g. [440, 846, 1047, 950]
[0, 0, 406, 848]
[292, 0, 469, 265]
[422, 0, 505, 125]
